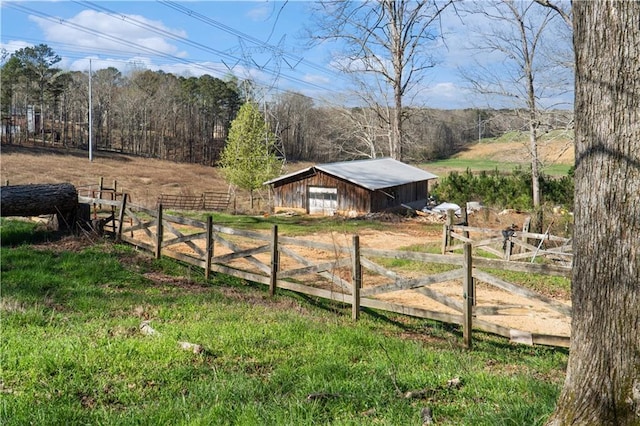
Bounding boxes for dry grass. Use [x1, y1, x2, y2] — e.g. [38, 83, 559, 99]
[1, 145, 256, 209]
[1, 137, 572, 212]
[455, 132, 575, 164]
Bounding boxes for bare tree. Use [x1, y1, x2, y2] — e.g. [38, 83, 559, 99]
[92, 67, 123, 151]
[307, 0, 451, 161]
[545, 1, 640, 424]
[460, 0, 573, 208]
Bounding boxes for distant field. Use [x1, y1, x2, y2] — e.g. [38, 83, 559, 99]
[423, 159, 572, 177]
[424, 130, 574, 177]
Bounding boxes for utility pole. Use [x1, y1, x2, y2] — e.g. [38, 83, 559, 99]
[88, 59, 93, 162]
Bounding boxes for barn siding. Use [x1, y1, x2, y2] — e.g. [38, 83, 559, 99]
[271, 169, 430, 215]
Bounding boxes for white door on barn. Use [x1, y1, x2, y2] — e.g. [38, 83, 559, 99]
[308, 187, 337, 215]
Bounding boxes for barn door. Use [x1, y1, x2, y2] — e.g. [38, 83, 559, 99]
[308, 187, 337, 215]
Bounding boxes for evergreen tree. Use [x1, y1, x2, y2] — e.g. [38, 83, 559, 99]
[219, 102, 282, 210]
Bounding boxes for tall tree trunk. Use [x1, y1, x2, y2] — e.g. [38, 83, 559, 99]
[529, 121, 541, 207]
[547, 1, 640, 424]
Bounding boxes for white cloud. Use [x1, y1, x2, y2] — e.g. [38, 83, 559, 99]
[302, 74, 331, 85]
[246, 4, 271, 22]
[30, 10, 188, 58]
[0, 39, 31, 57]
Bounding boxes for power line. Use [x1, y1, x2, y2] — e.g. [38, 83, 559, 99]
[3, 2, 343, 103]
[157, 0, 343, 80]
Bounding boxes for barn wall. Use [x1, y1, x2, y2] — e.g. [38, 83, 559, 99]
[272, 171, 372, 214]
[271, 171, 431, 214]
[370, 181, 429, 211]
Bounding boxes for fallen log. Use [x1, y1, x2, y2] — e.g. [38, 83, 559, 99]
[1, 183, 79, 230]
[1, 183, 78, 217]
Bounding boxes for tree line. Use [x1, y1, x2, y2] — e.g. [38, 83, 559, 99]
[1, 44, 243, 166]
[1, 44, 571, 167]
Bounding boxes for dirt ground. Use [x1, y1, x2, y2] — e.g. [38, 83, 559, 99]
[1, 143, 571, 340]
[275, 227, 571, 338]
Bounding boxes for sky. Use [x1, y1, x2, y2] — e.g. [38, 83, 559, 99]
[0, 1, 573, 110]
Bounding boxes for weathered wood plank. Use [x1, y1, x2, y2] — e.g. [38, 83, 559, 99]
[126, 204, 157, 216]
[352, 235, 361, 321]
[162, 232, 207, 247]
[213, 234, 271, 274]
[476, 245, 505, 258]
[79, 196, 121, 207]
[463, 243, 473, 348]
[120, 234, 155, 253]
[121, 221, 154, 234]
[444, 243, 466, 252]
[450, 225, 498, 235]
[472, 257, 572, 277]
[125, 210, 156, 240]
[278, 235, 352, 253]
[450, 225, 570, 244]
[161, 221, 206, 257]
[278, 258, 351, 279]
[450, 232, 473, 243]
[360, 248, 464, 265]
[162, 213, 206, 229]
[279, 245, 352, 291]
[162, 249, 206, 269]
[360, 298, 465, 325]
[473, 269, 572, 316]
[360, 268, 465, 297]
[473, 305, 529, 315]
[212, 225, 271, 241]
[209, 263, 270, 285]
[275, 280, 351, 303]
[211, 245, 271, 264]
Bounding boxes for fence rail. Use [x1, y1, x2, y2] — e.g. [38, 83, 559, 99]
[81, 196, 573, 349]
[441, 209, 572, 265]
[157, 191, 230, 211]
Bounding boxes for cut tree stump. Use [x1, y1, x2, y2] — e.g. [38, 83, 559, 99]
[1, 183, 79, 230]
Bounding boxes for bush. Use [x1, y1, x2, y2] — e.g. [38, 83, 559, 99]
[432, 166, 574, 210]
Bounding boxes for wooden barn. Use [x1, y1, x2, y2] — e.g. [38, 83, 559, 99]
[264, 158, 438, 215]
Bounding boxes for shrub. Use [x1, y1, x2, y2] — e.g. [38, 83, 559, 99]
[432, 166, 574, 210]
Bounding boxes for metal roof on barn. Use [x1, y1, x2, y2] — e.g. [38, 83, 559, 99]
[264, 158, 438, 191]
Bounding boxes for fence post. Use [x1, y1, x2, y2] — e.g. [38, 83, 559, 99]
[441, 209, 455, 254]
[155, 204, 163, 259]
[116, 193, 128, 242]
[505, 239, 513, 260]
[463, 243, 474, 349]
[519, 217, 531, 254]
[352, 235, 361, 321]
[205, 216, 213, 280]
[270, 225, 279, 296]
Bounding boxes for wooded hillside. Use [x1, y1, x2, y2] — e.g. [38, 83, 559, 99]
[1, 44, 573, 166]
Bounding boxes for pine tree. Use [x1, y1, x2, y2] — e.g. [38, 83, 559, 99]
[219, 102, 282, 210]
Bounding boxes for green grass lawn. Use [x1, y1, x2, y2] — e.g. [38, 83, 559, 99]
[1, 220, 567, 425]
[423, 158, 572, 177]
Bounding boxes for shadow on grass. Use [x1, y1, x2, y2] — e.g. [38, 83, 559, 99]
[0, 219, 61, 246]
[1, 144, 133, 162]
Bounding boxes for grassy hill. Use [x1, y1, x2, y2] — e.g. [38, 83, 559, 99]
[0, 221, 567, 425]
[423, 130, 574, 177]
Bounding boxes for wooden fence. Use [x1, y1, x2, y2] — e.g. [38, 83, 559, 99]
[77, 178, 126, 235]
[157, 191, 230, 211]
[79, 196, 573, 349]
[441, 210, 572, 265]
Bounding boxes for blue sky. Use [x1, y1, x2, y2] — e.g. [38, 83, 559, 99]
[0, 1, 573, 110]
